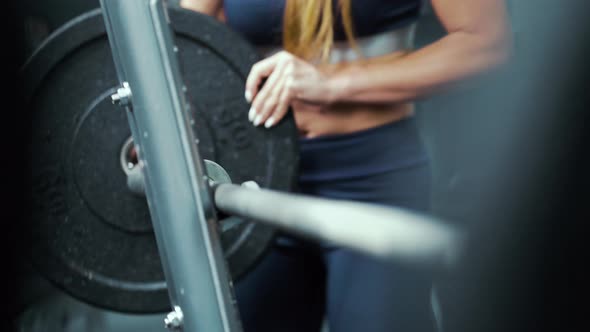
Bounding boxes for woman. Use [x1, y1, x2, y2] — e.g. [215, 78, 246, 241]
[180, 1, 511, 331]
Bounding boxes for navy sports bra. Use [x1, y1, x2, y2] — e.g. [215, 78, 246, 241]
[224, 0, 423, 46]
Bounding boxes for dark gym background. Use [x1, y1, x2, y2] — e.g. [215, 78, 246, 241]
[6, 0, 587, 331]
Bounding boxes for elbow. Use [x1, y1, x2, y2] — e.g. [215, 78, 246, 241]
[460, 29, 513, 77]
[491, 31, 514, 68]
[449, 27, 514, 79]
[483, 27, 514, 71]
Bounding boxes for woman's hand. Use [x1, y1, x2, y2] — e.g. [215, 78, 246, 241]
[245, 51, 334, 128]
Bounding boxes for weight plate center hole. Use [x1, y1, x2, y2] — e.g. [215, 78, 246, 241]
[120, 136, 139, 174]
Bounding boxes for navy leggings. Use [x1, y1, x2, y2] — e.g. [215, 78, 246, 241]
[235, 117, 435, 332]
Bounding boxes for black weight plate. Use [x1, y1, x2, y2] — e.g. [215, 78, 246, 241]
[25, 7, 298, 313]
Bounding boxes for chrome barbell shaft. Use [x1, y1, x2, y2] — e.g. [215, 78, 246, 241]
[213, 183, 463, 269]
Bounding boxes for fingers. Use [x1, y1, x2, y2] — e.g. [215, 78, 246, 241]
[247, 52, 296, 128]
[244, 53, 282, 103]
[249, 57, 287, 124]
[262, 77, 293, 128]
[252, 69, 291, 128]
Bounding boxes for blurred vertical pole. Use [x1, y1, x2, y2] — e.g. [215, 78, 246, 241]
[437, 1, 589, 331]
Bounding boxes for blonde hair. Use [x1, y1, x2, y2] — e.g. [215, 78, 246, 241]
[283, 0, 357, 62]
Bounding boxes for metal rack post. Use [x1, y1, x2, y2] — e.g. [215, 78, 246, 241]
[99, 0, 242, 331]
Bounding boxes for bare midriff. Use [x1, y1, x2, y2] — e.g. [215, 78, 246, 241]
[258, 24, 417, 139]
[293, 102, 414, 139]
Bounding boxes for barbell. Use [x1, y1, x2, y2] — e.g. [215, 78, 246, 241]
[25, 4, 461, 316]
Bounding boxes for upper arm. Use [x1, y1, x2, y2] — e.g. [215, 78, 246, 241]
[180, 0, 223, 16]
[430, 0, 511, 50]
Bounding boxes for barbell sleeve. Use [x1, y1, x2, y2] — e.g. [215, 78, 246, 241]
[213, 182, 464, 269]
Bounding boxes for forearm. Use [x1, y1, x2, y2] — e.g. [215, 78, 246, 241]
[327, 30, 511, 104]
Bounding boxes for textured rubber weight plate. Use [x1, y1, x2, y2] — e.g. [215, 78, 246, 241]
[25, 7, 298, 313]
